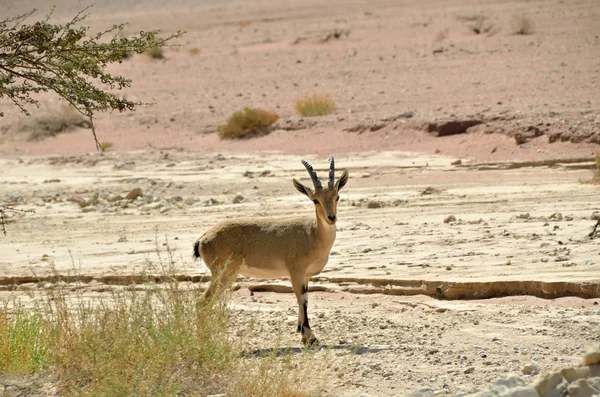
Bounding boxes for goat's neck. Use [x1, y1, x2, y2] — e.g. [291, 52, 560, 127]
[315, 212, 337, 251]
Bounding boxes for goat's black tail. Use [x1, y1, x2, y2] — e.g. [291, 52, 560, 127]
[192, 239, 201, 260]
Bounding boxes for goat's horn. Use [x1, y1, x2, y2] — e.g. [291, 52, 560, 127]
[301, 160, 322, 190]
[328, 156, 335, 188]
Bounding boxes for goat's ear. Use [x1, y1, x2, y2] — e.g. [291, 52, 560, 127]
[335, 169, 349, 192]
[293, 179, 314, 199]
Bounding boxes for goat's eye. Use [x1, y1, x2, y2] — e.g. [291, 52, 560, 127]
[335, 196, 340, 201]
[313, 200, 319, 204]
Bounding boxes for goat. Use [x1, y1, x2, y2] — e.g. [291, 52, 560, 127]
[193, 157, 349, 345]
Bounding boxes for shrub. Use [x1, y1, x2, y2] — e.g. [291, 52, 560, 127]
[145, 46, 165, 59]
[295, 94, 336, 117]
[100, 141, 114, 152]
[513, 14, 535, 35]
[218, 107, 279, 139]
[14, 103, 91, 142]
[593, 153, 600, 183]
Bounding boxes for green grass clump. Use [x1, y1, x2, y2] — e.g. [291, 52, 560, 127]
[295, 94, 336, 117]
[0, 303, 51, 374]
[100, 141, 114, 152]
[218, 107, 279, 139]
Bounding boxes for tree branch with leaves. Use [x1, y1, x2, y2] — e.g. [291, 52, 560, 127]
[0, 6, 184, 149]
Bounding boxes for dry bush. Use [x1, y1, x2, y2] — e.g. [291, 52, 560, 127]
[295, 94, 336, 117]
[14, 103, 91, 142]
[512, 13, 535, 35]
[0, 240, 317, 396]
[145, 46, 165, 59]
[218, 107, 279, 139]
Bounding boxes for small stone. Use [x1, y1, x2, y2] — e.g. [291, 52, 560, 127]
[518, 213, 531, 220]
[585, 259, 594, 266]
[464, 366, 475, 374]
[367, 200, 384, 209]
[125, 188, 143, 200]
[592, 211, 600, 220]
[232, 193, 245, 204]
[117, 236, 127, 243]
[379, 323, 388, 329]
[159, 206, 170, 214]
[549, 212, 563, 221]
[317, 312, 324, 319]
[451, 159, 462, 166]
[444, 215, 457, 223]
[521, 363, 540, 375]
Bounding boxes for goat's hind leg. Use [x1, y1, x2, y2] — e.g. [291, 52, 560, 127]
[203, 257, 241, 303]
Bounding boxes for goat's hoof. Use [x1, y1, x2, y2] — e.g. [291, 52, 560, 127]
[302, 337, 320, 348]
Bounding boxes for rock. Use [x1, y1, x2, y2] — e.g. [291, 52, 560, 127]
[421, 186, 442, 195]
[522, 363, 540, 375]
[561, 367, 590, 383]
[499, 387, 539, 397]
[159, 206, 170, 214]
[401, 387, 436, 397]
[567, 378, 600, 397]
[496, 374, 527, 388]
[549, 212, 563, 221]
[583, 346, 600, 366]
[464, 366, 475, 374]
[117, 236, 127, 243]
[232, 193, 245, 204]
[451, 159, 462, 166]
[432, 47, 444, 54]
[592, 212, 600, 221]
[106, 194, 123, 203]
[427, 119, 483, 137]
[367, 200, 384, 209]
[43, 178, 61, 183]
[517, 213, 531, 220]
[533, 372, 568, 397]
[444, 215, 457, 223]
[125, 188, 143, 200]
[396, 111, 415, 119]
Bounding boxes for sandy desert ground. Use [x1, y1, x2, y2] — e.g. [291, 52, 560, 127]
[1, 0, 600, 396]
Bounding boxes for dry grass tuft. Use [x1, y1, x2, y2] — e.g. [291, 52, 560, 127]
[295, 94, 336, 117]
[512, 13, 535, 35]
[14, 103, 91, 142]
[145, 46, 165, 59]
[218, 107, 279, 140]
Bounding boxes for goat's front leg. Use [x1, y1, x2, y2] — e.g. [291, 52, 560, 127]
[291, 272, 318, 346]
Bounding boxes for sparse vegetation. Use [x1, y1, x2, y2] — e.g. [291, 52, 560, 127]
[13, 103, 91, 142]
[218, 107, 279, 139]
[512, 13, 535, 35]
[100, 141, 114, 152]
[592, 153, 600, 183]
[0, 241, 317, 396]
[295, 94, 336, 117]
[145, 46, 165, 59]
[189, 47, 201, 55]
